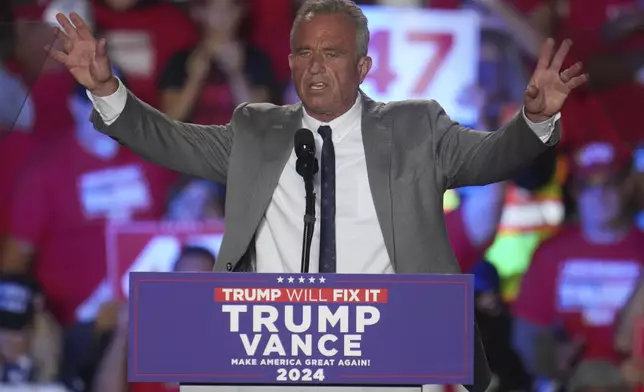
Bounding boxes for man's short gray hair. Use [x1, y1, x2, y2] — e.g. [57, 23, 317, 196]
[290, 0, 370, 58]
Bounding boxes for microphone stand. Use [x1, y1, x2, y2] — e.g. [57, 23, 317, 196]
[300, 177, 316, 274]
[296, 148, 318, 274]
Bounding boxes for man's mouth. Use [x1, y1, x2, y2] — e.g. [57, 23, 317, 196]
[309, 82, 327, 91]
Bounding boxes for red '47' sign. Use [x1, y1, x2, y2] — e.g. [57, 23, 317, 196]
[105, 220, 225, 299]
[360, 6, 480, 126]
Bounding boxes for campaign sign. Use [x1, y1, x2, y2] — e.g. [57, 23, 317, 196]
[128, 272, 474, 386]
[359, 6, 480, 126]
[106, 220, 225, 299]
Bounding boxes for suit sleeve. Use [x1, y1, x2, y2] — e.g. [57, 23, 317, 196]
[430, 101, 560, 189]
[91, 89, 240, 184]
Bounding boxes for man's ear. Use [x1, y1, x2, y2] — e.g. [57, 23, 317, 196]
[358, 56, 372, 84]
[288, 53, 294, 72]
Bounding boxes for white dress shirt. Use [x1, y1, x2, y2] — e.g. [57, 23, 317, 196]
[88, 79, 558, 274]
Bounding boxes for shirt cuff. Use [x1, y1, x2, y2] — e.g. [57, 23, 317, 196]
[86, 77, 127, 126]
[522, 107, 561, 143]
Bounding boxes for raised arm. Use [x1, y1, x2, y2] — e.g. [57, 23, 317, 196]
[435, 39, 587, 189]
[433, 103, 558, 189]
[48, 12, 235, 183]
[90, 78, 236, 183]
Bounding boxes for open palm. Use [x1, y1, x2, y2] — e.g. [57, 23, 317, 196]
[524, 39, 588, 123]
[47, 13, 113, 92]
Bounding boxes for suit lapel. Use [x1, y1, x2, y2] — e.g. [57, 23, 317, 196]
[360, 93, 396, 269]
[244, 103, 302, 247]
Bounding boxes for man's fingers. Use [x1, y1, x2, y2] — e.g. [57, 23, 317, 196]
[566, 74, 589, 90]
[45, 46, 68, 64]
[536, 38, 555, 71]
[95, 38, 108, 58]
[69, 12, 94, 41]
[550, 39, 572, 72]
[560, 61, 583, 82]
[53, 27, 73, 54]
[55, 13, 79, 40]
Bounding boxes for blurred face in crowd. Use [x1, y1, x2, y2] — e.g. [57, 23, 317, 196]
[576, 173, 628, 229]
[103, 0, 140, 12]
[289, 13, 371, 121]
[69, 95, 119, 158]
[174, 253, 215, 273]
[193, 0, 244, 37]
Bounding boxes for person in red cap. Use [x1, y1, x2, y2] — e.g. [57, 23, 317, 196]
[512, 141, 644, 384]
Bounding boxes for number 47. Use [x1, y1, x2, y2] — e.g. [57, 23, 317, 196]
[366, 30, 454, 95]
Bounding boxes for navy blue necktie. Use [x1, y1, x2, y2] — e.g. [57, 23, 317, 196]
[317, 125, 336, 273]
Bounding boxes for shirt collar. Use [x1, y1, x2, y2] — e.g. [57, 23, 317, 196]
[301, 94, 362, 143]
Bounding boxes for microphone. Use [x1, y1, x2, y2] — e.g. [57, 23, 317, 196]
[294, 129, 318, 274]
[294, 128, 319, 180]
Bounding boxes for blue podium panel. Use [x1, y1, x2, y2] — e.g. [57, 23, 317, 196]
[128, 273, 474, 386]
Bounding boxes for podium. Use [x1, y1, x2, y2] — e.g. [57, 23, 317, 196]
[128, 272, 474, 391]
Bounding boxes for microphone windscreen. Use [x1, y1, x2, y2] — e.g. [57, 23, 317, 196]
[294, 128, 315, 158]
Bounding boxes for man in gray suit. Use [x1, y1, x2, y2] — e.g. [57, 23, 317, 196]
[49, 0, 587, 390]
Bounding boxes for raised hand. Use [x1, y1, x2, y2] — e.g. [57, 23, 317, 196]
[214, 41, 245, 75]
[47, 13, 117, 96]
[524, 38, 588, 123]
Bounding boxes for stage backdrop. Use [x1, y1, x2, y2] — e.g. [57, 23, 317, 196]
[359, 6, 480, 126]
[106, 220, 225, 299]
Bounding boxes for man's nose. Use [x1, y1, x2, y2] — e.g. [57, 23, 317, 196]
[307, 53, 325, 74]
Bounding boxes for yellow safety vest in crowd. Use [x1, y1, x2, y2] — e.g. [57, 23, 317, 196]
[443, 156, 568, 302]
[486, 156, 567, 302]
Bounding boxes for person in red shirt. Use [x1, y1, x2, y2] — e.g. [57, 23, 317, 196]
[248, 0, 292, 89]
[0, 83, 178, 326]
[92, 0, 199, 108]
[0, 2, 75, 241]
[512, 141, 644, 380]
[157, 0, 276, 125]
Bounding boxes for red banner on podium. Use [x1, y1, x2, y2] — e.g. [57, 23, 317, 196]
[105, 220, 225, 299]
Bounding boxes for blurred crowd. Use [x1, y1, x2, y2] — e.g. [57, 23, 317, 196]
[1, 0, 644, 392]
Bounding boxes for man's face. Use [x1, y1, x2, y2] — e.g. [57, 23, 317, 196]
[577, 174, 625, 227]
[289, 13, 371, 120]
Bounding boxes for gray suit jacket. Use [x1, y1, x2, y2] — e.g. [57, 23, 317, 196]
[92, 89, 559, 392]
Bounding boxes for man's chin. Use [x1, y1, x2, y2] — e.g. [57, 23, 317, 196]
[302, 97, 333, 114]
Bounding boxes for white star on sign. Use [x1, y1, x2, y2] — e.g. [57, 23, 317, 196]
[298, 277, 305, 283]
[319, 277, 326, 283]
[277, 276, 284, 283]
[308, 276, 316, 283]
[288, 276, 295, 283]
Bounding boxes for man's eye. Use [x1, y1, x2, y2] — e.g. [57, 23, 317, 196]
[299, 51, 311, 57]
[326, 52, 337, 58]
